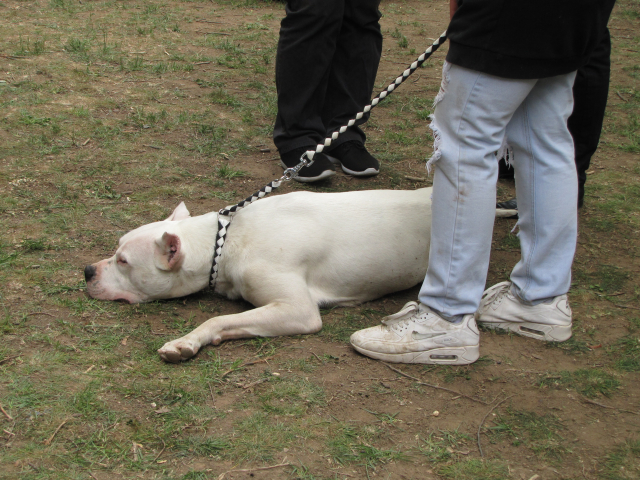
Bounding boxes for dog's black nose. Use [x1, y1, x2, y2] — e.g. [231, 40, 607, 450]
[84, 265, 97, 283]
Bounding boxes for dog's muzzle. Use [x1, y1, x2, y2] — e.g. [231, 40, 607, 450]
[84, 265, 97, 283]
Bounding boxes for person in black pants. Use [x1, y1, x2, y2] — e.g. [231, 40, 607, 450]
[273, 0, 383, 182]
[570, 27, 611, 208]
[497, 26, 611, 213]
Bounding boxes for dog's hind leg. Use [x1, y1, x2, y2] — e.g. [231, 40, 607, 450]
[157, 293, 321, 363]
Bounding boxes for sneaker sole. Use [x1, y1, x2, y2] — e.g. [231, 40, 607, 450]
[479, 321, 572, 342]
[279, 161, 335, 183]
[495, 209, 518, 218]
[351, 344, 479, 365]
[326, 155, 379, 177]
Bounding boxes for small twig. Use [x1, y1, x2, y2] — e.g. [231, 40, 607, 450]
[0, 404, 13, 420]
[44, 419, 69, 445]
[255, 156, 280, 163]
[581, 397, 639, 415]
[154, 436, 166, 461]
[3, 429, 15, 437]
[614, 304, 640, 311]
[196, 19, 225, 24]
[196, 31, 231, 36]
[405, 175, 427, 182]
[195, 61, 211, 65]
[477, 395, 515, 457]
[254, 339, 273, 355]
[311, 351, 323, 363]
[243, 378, 268, 390]
[27, 312, 55, 317]
[0, 354, 22, 365]
[616, 91, 627, 102]
[383, 363, 488, 405]
[89, 472, 99, 480]
[220, 358, 268, 378]
[143, 144, 163, 150]
[217, 461, 291, 480]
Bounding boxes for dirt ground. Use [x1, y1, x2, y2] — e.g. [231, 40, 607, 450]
[1, 0, 639, 479]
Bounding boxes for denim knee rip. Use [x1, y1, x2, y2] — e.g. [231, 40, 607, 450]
[426, 62, 451, 174]
[497, 136, 513, 167]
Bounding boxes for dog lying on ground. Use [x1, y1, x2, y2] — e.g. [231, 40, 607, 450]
[85, 188, 433, 362]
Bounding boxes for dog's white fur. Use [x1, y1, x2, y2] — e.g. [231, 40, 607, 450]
[85, 188, 432, 362]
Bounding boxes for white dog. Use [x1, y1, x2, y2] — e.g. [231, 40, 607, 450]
[85, 188, 433, 362]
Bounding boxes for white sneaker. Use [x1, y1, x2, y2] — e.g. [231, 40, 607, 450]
[350, 302, 480, 365]
[475, 281, 572, 342]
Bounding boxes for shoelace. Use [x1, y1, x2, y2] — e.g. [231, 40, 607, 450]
[481, 281, 512, 306]
[381, 302, 421, 332]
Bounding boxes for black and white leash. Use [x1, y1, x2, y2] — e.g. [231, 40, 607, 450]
[209, 30, 448, 289]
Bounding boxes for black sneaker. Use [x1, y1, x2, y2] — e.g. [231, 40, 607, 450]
[280, 146, 335, 183]
[496, 198, 518, 219]
[326, 140, 380, 177]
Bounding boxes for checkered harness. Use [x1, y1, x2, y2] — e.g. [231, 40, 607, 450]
[209, 30, 448, 289]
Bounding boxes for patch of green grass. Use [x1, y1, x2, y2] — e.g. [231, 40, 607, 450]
[209, 87, 242, 107]
[227, 411, 307, 462]
[544, 335, 591, 354]
[437, 459, 510, 480]
[488, 409, 569, 461]
[538, 368, 620, 398]
[215, 164, 247, 179]
[425, 356, 494, 383]
[15, 36, 47, 56]
[416, 429, 471, 463]
[382, 130, 420, 146]
[608, 336, 640, 372]
[623, 64, 640, 79]
[575, 265, 630, 294]
[318, 309, 377, 343]
[597, 438, 640, 479]
[259, 376, 325, 416]
[0, 251, 20, 269]
[172, 435, 229, 457]
[20, 111, 52, 126]
[64, 37, 90, 55]
[328, 423, 408, 468]
[501, 232, 520, 250]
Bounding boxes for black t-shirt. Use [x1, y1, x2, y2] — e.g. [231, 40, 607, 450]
[446, 0, 616, 79]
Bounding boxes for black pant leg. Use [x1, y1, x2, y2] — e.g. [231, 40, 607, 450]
[322, 0, 382, 148]
[568, 27, 611, 205]
[273, 0, 345, 154]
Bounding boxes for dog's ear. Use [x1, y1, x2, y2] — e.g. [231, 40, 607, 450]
[155, 232, 183, 271]
[165, 202, 191, 221]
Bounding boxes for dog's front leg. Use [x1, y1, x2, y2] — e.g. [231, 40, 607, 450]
[157, 298, 322, 363]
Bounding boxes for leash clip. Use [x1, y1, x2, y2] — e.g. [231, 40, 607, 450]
[282, 150, 315, 181]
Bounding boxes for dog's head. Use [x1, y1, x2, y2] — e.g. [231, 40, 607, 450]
[85, 202, 205, 303]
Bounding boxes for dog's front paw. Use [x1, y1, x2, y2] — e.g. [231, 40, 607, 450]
[158, 337, 200, 363]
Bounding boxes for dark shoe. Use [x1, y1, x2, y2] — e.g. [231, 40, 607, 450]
[496, 198, 518, 219]
[280, 146, 335, 183]
[326, 141, 380, 177]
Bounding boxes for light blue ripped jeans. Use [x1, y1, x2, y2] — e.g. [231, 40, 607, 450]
[419, 62, 578, 316]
